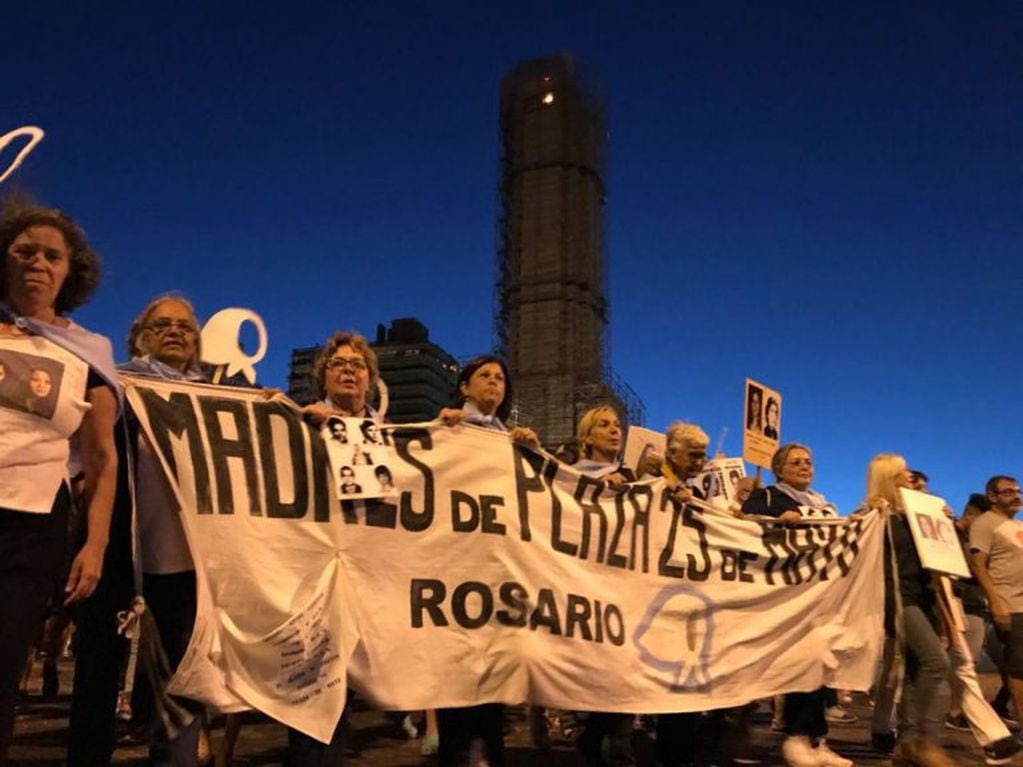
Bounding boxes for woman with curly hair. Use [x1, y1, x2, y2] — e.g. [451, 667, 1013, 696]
[0, 198, 119, 762]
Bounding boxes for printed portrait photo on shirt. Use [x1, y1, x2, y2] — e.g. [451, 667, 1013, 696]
[0, 349, 66, 420]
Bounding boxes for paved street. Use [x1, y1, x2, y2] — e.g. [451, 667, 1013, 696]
[9, 658, 1007, 766]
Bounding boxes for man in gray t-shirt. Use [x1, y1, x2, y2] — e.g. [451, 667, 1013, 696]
[970, 475, 1023, 719]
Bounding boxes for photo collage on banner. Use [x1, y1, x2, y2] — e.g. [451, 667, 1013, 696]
[323, 417, 395, 499]
[742, 377, 782, 470]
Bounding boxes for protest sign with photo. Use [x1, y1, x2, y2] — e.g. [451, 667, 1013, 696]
[900, 487, 971, 578]
[743, 378, 782, 469]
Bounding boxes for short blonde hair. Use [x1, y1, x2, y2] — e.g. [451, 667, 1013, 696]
[666, 421, 709, 452]
[127, 293, 203, 372]
[314, 330, 379, 396]
[865, 453, 908, 510]
[576, 405, 621, 458]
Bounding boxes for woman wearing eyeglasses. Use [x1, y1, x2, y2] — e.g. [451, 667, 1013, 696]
[279, 330, 384, 766]
[0, 199, 119, 764]
[741, 444, 851, 767]
[305, 330, 381, 424]
[68, 294, 208, 767]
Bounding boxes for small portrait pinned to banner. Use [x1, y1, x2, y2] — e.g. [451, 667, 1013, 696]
[326, 417, 348, 444]
[900, 487, 970, 578]
[322, 416, 395, 500]
[360, 419, 381, 445]
[0, 349, 66, 420]
[339, 466, 362, 495]
[374, 465, 395, 493]
[743, 378, 782, 470]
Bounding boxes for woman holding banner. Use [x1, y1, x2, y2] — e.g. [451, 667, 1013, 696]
[572, 404, 638, 766]
[436, 354, 538, 767]
[285, 329, 385, 766]
[740, 444, 852, 767]
[305, 330, 381, 424]
[68, 294, 209, 767]
[0, 199, 119, 763]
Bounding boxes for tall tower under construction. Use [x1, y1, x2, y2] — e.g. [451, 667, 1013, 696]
[496, 53, 643, 448]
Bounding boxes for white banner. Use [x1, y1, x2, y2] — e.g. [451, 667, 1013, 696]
[124, 377, 884, 741]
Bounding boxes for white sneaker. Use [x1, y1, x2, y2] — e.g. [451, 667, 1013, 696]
[816, 739, 854, 767]
[781, 736, 820, 767]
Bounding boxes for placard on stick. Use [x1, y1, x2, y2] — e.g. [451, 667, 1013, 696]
[899, 487, 970, 578]
[743, 378, 782, 469]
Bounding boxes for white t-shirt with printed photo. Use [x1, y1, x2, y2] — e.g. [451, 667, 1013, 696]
[0, 334, 91, 514]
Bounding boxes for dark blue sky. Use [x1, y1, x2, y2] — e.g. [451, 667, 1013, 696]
[4, 2, 1021, 511]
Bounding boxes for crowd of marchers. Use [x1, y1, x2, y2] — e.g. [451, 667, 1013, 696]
[3, 198, 1023, 767]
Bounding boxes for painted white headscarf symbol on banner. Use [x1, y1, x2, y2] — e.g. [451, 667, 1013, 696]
[201, 308, 268, 385]
[0, 126, 45, 185]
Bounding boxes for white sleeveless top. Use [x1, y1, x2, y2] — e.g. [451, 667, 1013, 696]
[0, 334, 91, 513]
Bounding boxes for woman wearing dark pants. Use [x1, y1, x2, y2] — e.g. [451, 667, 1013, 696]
[0, 201, 119, 764]
[572, 405, 637, 766]
[741, 443, 851, 767]
[436, 355, 539, 767]
[0, 488, 71, 756]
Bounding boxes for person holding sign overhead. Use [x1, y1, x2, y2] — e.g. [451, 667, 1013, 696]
[740, 444, 851, 767]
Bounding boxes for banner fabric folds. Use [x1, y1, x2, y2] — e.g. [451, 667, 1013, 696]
[123, 376, 884, 743]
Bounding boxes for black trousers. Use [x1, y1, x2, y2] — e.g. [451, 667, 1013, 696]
[0, 487, 70, 766]
[143, 571, 202, 767]
[656, 712, 704, 767]
[578, 712, 633, 764]
[437, 704, 505, 767]
[67, 497, 133, 767]
[783, 687, 828, 739]
[285, 711, 349, 767]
